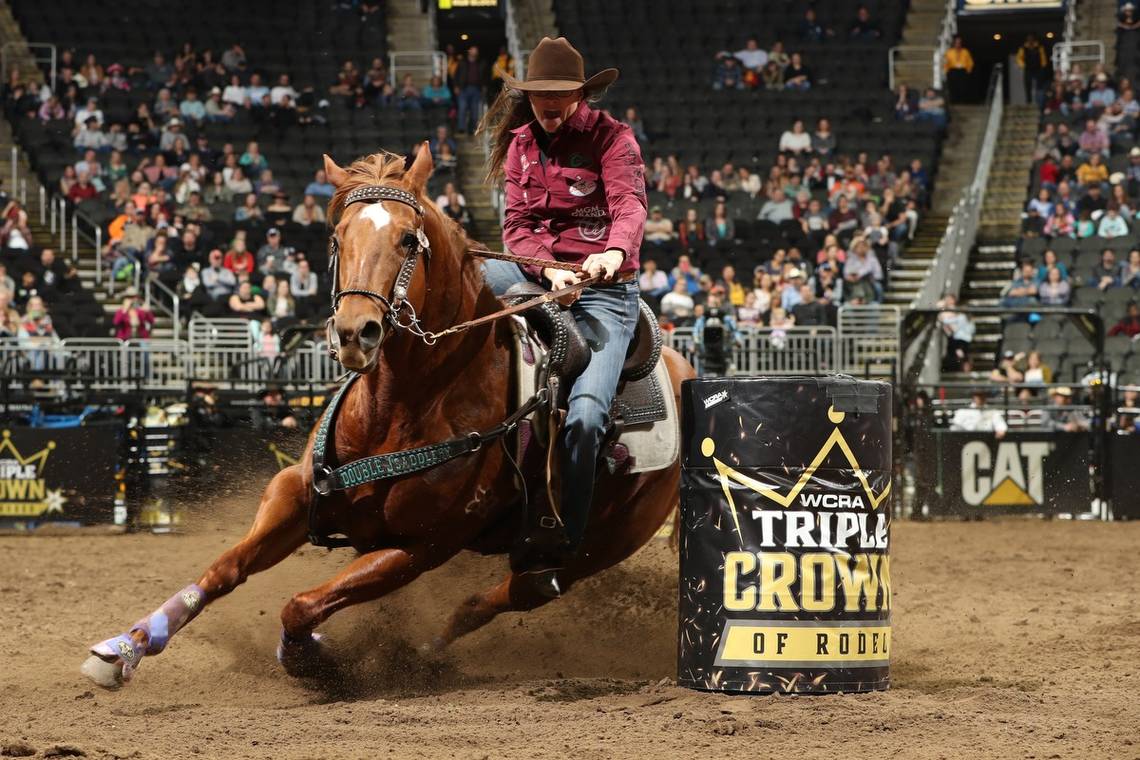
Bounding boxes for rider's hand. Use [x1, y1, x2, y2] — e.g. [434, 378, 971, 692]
[581, 249, 625, 281]
[544, 266, 583, 306]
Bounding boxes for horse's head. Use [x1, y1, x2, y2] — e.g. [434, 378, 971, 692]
[324, 143, 435, 372]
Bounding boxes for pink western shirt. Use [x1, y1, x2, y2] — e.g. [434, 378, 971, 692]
[503, 100, 647, 279]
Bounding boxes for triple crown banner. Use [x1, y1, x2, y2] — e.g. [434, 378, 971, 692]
[678, 377, 892, 694]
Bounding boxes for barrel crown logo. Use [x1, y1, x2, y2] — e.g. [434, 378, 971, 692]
[0, 430, 62, 517]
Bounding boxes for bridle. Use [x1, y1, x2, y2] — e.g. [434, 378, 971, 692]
[326, 182, 603, 359]
[328, 184, 439, 350]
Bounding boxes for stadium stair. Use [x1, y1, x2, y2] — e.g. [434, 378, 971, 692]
[387, 0, 436, 73]
[1076, 0, 1120, 64]
[891, 0, 948, 90]
[930, 105, 987, 214]
[978, 105, 1038, 242]
[883, 212, 949, 307]
[511, 0, 558, 51]
[455, 134, 500, 245]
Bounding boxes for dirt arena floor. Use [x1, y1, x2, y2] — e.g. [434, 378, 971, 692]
[2, 498, 1139, 760]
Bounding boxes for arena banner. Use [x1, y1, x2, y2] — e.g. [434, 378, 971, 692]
[1109, 436, 1140, 520]
[678, 377, 892, 694]
[923, 431, 1089, 515]
[958, 0, 1065, 12]
[0, 424, 123, 527]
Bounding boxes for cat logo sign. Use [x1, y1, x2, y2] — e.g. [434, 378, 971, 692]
[961, 441, 1052, 507]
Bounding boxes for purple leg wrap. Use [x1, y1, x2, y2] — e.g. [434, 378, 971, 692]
[129, 583, 207, 655]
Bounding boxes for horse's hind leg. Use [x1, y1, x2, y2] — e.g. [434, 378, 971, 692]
[82, 466, 309, 688]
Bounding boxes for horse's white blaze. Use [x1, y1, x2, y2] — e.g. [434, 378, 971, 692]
[360, 203, 391, 231]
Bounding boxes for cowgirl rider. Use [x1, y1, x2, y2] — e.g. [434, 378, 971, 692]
[479, 37, 647, 584]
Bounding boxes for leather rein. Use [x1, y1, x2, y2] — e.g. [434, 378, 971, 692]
[327, 183, 600, 355]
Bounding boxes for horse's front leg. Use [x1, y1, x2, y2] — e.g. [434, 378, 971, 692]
[276, 542, 454, 677]
[82, 466, 309, 688]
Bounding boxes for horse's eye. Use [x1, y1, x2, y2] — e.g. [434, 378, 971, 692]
[401, 231, 417, 250]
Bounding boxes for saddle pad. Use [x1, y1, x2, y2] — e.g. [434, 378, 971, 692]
[617, 358, 679, 475]
[512, 317, 678, 475]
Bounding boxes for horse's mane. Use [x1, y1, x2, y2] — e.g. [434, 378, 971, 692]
[327, 151, 416, 223]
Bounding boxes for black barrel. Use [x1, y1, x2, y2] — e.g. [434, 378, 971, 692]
[677, 376, 892, 694]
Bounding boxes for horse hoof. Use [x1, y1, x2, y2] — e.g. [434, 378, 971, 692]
[81, 654, 125, 690]
[419, 636, 447, 655]
[277, 631, 334, 678]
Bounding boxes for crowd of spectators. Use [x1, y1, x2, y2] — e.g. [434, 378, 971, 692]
[0, 34, 500, 333]
[633, 109, 929, 331]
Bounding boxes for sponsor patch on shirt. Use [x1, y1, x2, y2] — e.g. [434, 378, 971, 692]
[569, 178, 597, 197]
[571, 206, 608, 218]
[578, 221, 608, 241]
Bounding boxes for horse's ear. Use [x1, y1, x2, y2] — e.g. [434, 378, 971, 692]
[405, 141, 433, 193]
[323, 154, 349, 188]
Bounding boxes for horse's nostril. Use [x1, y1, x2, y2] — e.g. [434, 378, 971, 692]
[357, 319, 383, 350]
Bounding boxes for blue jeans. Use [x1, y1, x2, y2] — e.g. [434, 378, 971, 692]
[483, 259, 641, 548]
[457, 85, 482, 133]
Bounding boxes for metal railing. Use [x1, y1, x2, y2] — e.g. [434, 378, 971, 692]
[144, 277, 181, 342]
[1052, 41, 1105, 77]
[933, 0, 958, 90]
[388, 50, 448, 87]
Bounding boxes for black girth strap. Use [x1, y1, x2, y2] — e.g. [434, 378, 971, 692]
[308, 373, 549, 548]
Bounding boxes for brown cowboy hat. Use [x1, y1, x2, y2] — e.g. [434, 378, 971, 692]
[503, 36, 618, 93]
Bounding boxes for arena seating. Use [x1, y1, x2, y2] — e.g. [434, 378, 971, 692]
[554, 0, 943, 283]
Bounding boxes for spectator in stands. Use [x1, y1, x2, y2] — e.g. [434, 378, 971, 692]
[419, 74, 451, 109]
[289, 257, 319, 309]
[454, 46, 488, 134]
[1087, 73, 1116, 108]
[223, 237, 255, 276]
[660, 279, 695, 324]
[1046, 386, 1090, 432]
[305, 168, 335, 199]
[950, 390, 1007, 438]
[257, 228, 295, 276]
[712, 52, 745, 91]
[67, 170, 98, 203]
[1036, 249, 1070, 282]
[638, 259, 670, 299]
[1038, 267, 1071, 306]
[1090, 248, 1122, 290]
[917, 88, 947, 128]
[678, 208, 705, 248]
[265, 279, 296, 326]
[17, 295, 57, 369]
[291, 194, 326, 227]
[204, 87, 231, 122]
[622, 107, 649, 146]
[74, 116, 108, 151]
[228, 280, 265, 319]
[894, 84, 917, 121]
[1044, 203, 1075, 237]
[779, 268, 806, 312]
[778, 119, 812, 155]
[843, 239, 883, 303]
[1078, 119, 1110, 160]
[792, 285, 829, 326]
[0, 263, 13, 295]
[265, 191, 292, 227]
[761, 60, 785, 90]
[178, 191, 212, 223]
[179, 88, 206, 125]
[234, 192, 263, 223]
[814, 262, 843, 305]
[810, 118, 836, 157]
[226, 166, 253, 196]
[705, 202, 734, 245]
[1016, 34, 1048, 105]
[828, 194, 859, 241]
[440, 185, 471, 231]
[799, 7, 832, 42]
[1109, 301, 1140, 336]
[0, 291, 17, 338]
[1098, 204, 1130, 237]
[239, 141, 268, 174]
[938, 293, 974, 372]
[112, 289, 154, 341]
[643, 207, 674, 244]
[1002, 259, 1040, 308]
[1022, 350, 1053, 388]
[1027, 188, 1053, 218]
[75, 97, 103, 127]
[717, 265, 745, 307]
[944, 36, 974, 102]
[759, 188, 794, 223]
[671, 254, 702, 295]
[737, 166, 762, 196]
[848, 6, 881, 40]
[145, 234, 178, 281]
[783, 52, 812, 91]
[1123, 249, 1140, 288]
[734, 36, 768, 75]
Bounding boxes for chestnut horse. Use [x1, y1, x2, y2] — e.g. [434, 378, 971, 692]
[82, 144, 694, 688]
